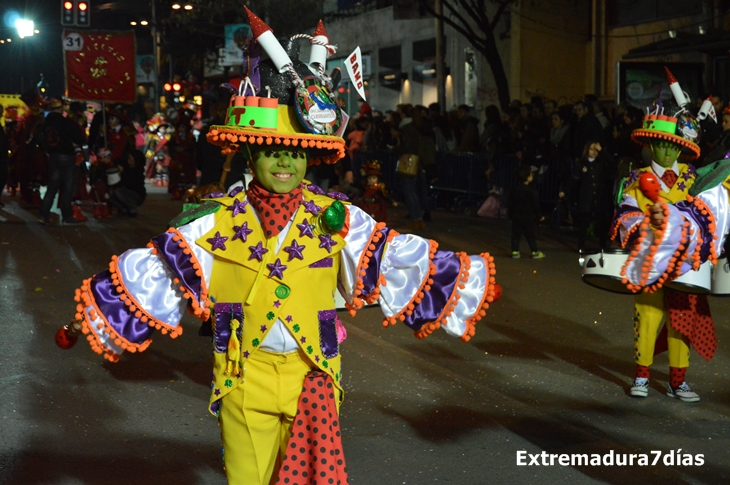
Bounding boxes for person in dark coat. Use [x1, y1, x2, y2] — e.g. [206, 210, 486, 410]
[39, 99, 87, 224]
[573, 100, 605, 161]
[0, 105, 8, 208]
[575, 141, 615, 251]
[109, 149, 146, 217]
[508, 165, 545, 259]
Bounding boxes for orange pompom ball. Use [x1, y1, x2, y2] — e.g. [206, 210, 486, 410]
[492, 282, 503, 302]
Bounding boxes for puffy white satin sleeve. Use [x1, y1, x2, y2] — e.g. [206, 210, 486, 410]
[74, 213, 216, 362]
[620, 183, 730, 290]
[339, 204, 496, 341]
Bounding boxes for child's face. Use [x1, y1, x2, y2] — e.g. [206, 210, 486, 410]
[250, 146, 308, 194]
[367, 175, 378, 185]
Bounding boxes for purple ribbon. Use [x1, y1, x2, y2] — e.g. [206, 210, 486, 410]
[151, 231, 203, 303]
[90, 271, 155, 344]
[318, 309, 338, 359]
[360, 227, 391, 299]
[213, 303, 243, 354]
[400, 250, 461, 331]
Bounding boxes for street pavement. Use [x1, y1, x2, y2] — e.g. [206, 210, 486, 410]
[1, 185, 729, 485]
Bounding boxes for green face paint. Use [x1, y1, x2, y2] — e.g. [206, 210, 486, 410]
[250, 146, 307, 194]
[650, 140, 681, 168]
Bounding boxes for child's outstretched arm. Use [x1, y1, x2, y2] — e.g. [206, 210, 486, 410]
[338, 204, 497, 342]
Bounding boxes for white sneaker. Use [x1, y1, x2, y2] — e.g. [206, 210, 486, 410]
[666, 382, 700, 403]
[630, 377, 649, 397]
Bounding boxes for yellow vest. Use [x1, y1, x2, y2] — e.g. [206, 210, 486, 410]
[197, 189, 346, 415]
[625, 164, 695, 207]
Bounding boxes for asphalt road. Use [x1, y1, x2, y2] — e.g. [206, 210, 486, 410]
[1, 185, 729, 485]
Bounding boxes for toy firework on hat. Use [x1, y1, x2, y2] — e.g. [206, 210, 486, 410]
[206, 8, 348, 165]
[630, 67, 702, 160]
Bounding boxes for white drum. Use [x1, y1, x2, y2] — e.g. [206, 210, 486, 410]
[665, 260, 712, 294]
[106, 167, 121, 186]
[711, 256, 730, 296]
[581, 249, 637, 295]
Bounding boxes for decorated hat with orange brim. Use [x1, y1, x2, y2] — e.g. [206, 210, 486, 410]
[206, 104, 345, 166]
[631, 113, 700, 160]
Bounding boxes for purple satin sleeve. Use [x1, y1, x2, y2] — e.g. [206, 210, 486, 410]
[213, 303, 243, 354]
[676, 200, 713, 261]
[361, 226, 391, 299]
[151, 231, 203, 303]
[90, 271, 155, 344]
[318, 309, 338, 359]
[400, 250, 461, 331]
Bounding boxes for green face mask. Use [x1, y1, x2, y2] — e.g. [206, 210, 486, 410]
[250, 146, 308, 194]
[650, 140, 681, 168]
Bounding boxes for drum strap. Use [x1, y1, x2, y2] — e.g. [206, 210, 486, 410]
[665, 291, 716, 361]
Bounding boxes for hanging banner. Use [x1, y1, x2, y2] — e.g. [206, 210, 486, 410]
[64, 30, 137, 102]
[345, 47, 367, 101]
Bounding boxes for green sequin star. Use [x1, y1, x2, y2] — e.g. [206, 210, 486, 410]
[306, 345, 313, 354]
[252, 338, 260, 347]
[292, 324, 300, 333]
[224, 379, 233, 388]
[266, 312, 275, 320]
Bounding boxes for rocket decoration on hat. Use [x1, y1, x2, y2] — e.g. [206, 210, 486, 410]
[697, 96, 717, 123]
[665, 67, 689, 113]
[207, 7, 348, 164]
[308, 20, 336, 76]
[245, 7, 294, 75]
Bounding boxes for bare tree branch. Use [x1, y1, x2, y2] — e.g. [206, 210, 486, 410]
[490, 0, 511, 31]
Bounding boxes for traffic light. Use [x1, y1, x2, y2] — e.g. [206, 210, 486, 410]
[61, 1, 75, 26]
[76, 1, 90, 27]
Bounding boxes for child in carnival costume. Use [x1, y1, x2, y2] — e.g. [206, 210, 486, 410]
[612, 68, 718, 402]
[65, 8, 497, 485]
[356, 159, 396, 223]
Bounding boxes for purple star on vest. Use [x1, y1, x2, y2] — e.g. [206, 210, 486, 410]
[327, 190, 349, 201]
[227, 198, 248, 216]
[286, 315, 293, 322]
[677, 181, 686, 191]
[243, 350, 250, 358]
[232, 222, 254, 242]
[307, 184, 325, 195]
[303, 199, 321, 216]
[207, 232, 228, 251]
[318, 233, 337, 253]
[296, 221, 315, 238]
[260, 325, 267, 332]
[283, 239, 306, 261]
[682, 172, 693, 181]
[248, 241, 269, 261]
[267, 258, 287, 279]
[315, 355, 320, 362]
[274, 300, 281, 308]
[214, 388, 221, 396]
[228, 185, 244, 197]
[300, 336, 306, 343]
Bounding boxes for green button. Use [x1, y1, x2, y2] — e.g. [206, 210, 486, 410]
[275, 285, 290, 299]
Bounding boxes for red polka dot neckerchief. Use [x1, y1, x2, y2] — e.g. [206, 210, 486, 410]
[246, 180, 303, 239]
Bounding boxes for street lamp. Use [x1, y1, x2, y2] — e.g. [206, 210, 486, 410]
[15, 19, 34, 39]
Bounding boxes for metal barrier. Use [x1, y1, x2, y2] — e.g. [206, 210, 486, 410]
[356, 150, 561, 214]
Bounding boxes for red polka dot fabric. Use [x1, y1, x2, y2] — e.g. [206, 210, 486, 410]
[666, 290, 716, 361]
[247, 180, 302, 238]
[276, 371, 349, 485]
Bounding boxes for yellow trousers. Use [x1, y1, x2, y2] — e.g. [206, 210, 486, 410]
[220, 348, 314, 485]
[634, 289, 690, 368]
